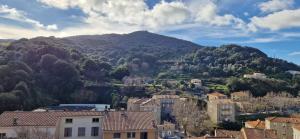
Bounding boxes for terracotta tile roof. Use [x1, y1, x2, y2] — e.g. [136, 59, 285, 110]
[215, 129, 241, 138]
[241, 128, 278, 139]
[102, 111, 156, 131]
[152, 95, 180, 99]
[208, 92, 226, 97]
[0, 111, 102, 127]
[245, 119, 265, 129]
[266, 117, 300, 124]
[141, 98, 159, 106]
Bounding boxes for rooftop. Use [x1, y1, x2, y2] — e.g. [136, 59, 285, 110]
[215, 129, 241, 138]
[245, 119, 265, 129]
[208, 92, 226, 97]
[152, 95, 180, 99]
[0, 111, 103, 127]
[266, 117, 300, 124]
[241, 128, 278, 139]
[102, 111, 156, 131]
[231, 91, 250, 97]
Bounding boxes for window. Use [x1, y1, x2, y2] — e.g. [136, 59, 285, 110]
[91, 127, 99, 136]
[78, 127, 85, 137]
[113, 133, 121, 139]
[0, 133, 6, 138]
[141, 132, 148, 139]
[64, 128, 72, 137]
[65, 118, 73, 124]
[127, 132, 135, 138]
[92, 118, 99, 123]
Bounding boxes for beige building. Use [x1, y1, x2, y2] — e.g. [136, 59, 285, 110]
[243, 72, 267, 79]
[102, 111, 157, 139]
[190, 79, 202, 88]
[0, 111, 103, 139]
[127, 98, 161, 123]
[152, 95, 180, 116]
[207, 99, 236, 124]
[230, 91, 252, 102]
[266, 117, 300, 139]
[157, 121, 175, 138]
[293, 125, 300, 139]
[207, 92, 227, 101]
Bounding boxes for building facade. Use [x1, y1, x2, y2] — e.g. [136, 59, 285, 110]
[293, 126, 300, 139]
[157, 121, 176, 138]
[127, 98, 161, 123]
[102, 111, 157, 139]
[207, 99, 236, 124]
[230, 91, 252, 102]
[0, 111, 103, 139]
[266, 117, 300, 139]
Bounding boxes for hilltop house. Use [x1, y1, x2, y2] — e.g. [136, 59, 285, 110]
[230, 91, 252, 102]
[243, 72, 267, 80]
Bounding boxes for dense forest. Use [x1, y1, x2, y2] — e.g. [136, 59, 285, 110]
[0, 31, 299, 112]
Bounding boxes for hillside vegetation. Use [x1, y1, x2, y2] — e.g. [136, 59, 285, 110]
[0, 31, 299, 112]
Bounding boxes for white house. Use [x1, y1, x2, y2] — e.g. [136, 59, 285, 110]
[243, 73, 267, 80]
[0, 111, 103, 139]
[190, 79, 202, 88]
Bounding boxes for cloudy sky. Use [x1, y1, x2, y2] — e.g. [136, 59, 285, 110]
[0, 0, 300, 65]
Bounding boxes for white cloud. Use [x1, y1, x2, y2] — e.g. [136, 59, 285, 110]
[259, 0, 294, 13]
[288, 52, 300, 56]
[0, 5, 58, 31]
[249, 9, 300, 31]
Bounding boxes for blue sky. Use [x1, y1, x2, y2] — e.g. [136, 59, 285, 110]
[0, 0, 300, 65]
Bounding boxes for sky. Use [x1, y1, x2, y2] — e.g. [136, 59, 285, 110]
[0, 0, 299, 65]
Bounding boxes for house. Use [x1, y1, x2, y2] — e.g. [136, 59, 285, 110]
[245, 119, 265, 129]
[207, 92, 227, 101]
[230, 91, 252, 102]
[157, 121, 176, 138]
[190, 79, 202, 88]
[207, 99, 236, 124]
[293, 125, 300, 139]
[265, 117, 300, 139]
[0, 111, 103, 139]
[243, 73, 267, 80]
[152, 95, 180, 116]
[102, 111, 157, 139]
[127, 98, 161, 123]
[240, 128, 278, 139]
[197, 128, 278, 139]
[287, 70, 300, 76]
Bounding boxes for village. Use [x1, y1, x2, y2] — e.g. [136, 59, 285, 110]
[0, 77, 300, 139]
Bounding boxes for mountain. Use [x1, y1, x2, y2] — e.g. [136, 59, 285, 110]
[0, 31, 299, 112]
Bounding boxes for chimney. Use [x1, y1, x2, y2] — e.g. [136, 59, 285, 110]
[13, 118, 18, 126]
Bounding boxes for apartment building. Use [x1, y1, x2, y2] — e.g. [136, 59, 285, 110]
[293, 125, 300, 139]
[152, 95, 180, 116]
[0, 111, 103, 139]
[265, 117, 300, 139]
[207, 95, 236, 124]
[230, 91, 252, 102]
[102, 111, 157, 139]
[127, 98, 161, 123]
